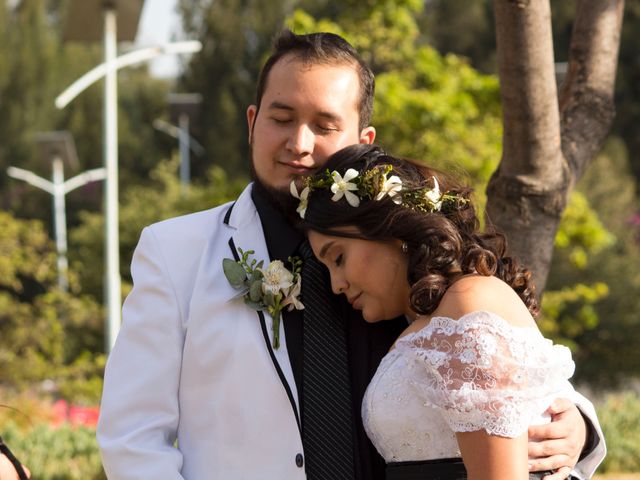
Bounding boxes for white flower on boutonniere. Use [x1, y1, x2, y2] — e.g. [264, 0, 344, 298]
[330, 168, 360, 207]
[260, 260, 294, 295]
[223, 248, 304, 349]
[282, 275, 304, 311]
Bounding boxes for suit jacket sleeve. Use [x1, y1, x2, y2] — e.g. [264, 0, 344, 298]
[567, 389, 607, 479]
[97, 226, 186, 479]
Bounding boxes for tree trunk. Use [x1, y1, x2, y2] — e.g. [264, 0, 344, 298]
[486, 0, 624, 296]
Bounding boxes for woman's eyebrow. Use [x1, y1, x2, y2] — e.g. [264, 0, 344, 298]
[318, 241, 336, 259]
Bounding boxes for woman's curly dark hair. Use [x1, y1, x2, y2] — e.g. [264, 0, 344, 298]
[301, 143, 539, 317]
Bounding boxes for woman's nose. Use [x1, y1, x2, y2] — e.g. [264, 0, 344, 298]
[330, 275, 348, 295]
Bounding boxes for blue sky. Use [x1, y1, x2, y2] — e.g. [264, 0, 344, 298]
[135, 0, 184, 78]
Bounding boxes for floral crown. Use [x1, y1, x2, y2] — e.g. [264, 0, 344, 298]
[290, 163, 468, 219]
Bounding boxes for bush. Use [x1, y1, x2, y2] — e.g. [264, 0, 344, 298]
[1, 422, 105, 480]
[597, 391, 640, 473]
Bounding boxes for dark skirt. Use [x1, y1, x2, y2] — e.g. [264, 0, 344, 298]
[386, 457, 556, 480]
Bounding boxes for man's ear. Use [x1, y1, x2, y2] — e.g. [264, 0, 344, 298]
[246, 105, 258, 144]
[359, 126, 376, 145]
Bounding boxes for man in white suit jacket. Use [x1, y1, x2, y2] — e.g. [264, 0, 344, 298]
[97, 30, 605, 480]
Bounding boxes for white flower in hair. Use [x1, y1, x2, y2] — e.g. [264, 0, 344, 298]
[424, 176, 443, 211]
[375, 174, 403, 204]
[330, 168, 360, 207]
[290, 181, 310, 218]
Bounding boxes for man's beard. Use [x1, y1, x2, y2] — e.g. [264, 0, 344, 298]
[249, 145, 300, 221]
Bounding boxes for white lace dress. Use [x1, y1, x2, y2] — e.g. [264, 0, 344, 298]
[362, 310, 576, 463]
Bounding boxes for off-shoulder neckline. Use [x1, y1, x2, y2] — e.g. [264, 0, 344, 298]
[392, 310, 540, 351]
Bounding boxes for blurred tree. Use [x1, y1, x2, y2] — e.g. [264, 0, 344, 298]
[178, 0, 304, 176]
[422, 0, 496, 73]
[486, 0, 624, 293]
[69, 157, 246, 300]
[287, 2, 629, 385]
[1, 1, 175, 225]
[287, 3, 503, 194]
[544, 138, 640, 385]
[0, 211, 104, 402]
[0, 0, 61, 195]
[421, 0, 639, 385]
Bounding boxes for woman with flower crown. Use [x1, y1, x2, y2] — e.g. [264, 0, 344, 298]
[291, 143, 604, 480]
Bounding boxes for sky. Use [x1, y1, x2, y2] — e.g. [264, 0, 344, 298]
[134, 0, 184, 78]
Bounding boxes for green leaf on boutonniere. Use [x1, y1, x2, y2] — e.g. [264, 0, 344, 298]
[244, 299, 263, 310]
[249, 279, 263, 302]
[251, 269, 263, 282]
[223, 249, 304, 349]
[223, 258, 247, 287]
[264, 291, 276, 308]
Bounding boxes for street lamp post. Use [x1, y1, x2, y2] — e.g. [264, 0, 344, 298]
[168, 93, 202, 194]
[59, 0, 201, 352]
[63, 0, 145, 351]
[103, 3, 121, 353]
[7, 131, 106, 291]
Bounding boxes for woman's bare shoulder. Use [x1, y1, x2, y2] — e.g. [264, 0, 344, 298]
[433, 275, 536, 328]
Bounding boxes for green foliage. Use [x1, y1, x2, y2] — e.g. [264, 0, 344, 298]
[538, 191, 615, 351]
[0, 212, 104, 403]
[0, 211, 57, 293]
[421, 0, 496, 73]
[1, 1, 174, 226]
[546, 139, 640, 386]
[597, 391, 640, 472]
[178, 0, 300, 175]
[69, 157, 246, 298]
[539, 282, 609, 351]
[287, 4, 502, 191]
[554, 192, 615, 269]
[0, 422, 105, 480]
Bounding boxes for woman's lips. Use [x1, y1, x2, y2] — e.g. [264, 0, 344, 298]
[348, 292, 362, 309]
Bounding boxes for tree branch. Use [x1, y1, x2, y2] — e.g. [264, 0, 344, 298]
[560, 0, 624, 183]
[492, 0, 563, 183]
[487, 0, 568, 293]
[486, 0, 624, 295]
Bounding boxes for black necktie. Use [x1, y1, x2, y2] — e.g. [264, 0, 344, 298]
[299, 241, 355, 479]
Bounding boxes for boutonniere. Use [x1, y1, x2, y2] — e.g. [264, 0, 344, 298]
[223, 248, 304, 349]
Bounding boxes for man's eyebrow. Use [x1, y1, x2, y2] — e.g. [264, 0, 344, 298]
[317, 111, 342, 123]
[267, 102, 343, 122]
[268, 101, 294, 111]
[318, 241, 336, 259]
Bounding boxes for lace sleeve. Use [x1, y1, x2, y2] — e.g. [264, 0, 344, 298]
[395, 311, 575, 437]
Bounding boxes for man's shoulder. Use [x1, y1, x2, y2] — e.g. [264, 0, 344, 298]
[144, 201, 235, 247]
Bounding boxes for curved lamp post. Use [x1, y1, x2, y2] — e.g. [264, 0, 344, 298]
[7, 131, 106, 292]
[59, 0, 202, 352]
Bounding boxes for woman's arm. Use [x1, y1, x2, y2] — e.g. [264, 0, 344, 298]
[0, 454, 29, 480]
[457, 430, 528, 480]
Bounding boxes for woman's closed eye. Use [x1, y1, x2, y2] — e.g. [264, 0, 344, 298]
[334, 253, 344, 267]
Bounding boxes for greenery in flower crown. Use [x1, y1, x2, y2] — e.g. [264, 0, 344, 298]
[290, 164, 468, 219]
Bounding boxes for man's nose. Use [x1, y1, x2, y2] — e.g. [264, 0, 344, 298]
[287, 124, 315, 156]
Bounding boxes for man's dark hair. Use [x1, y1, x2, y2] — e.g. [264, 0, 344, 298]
[254, 29, 375, 131]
